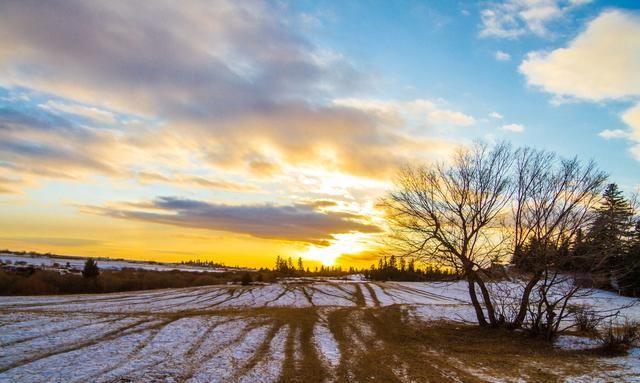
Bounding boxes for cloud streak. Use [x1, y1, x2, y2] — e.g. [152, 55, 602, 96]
[480, 0, 591, 38]
[82, 197, 382, 246]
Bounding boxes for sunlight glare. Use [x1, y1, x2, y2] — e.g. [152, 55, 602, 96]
[302, 232, 371, 266]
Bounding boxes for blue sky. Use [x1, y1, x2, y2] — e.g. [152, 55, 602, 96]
[290, 0, 640, 188]
[0, 0, 638, 266]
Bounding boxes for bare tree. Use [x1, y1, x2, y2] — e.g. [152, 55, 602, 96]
[382, 142, 514, 326]
[509, 149, 607, 332]
[382, 142, 608, 334]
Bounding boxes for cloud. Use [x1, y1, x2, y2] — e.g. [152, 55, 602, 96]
[622, 103, 640, 141]
[489, 112, 504, 119]
[82, 197, 382, 245]
[495, 50, 511, 61]
[135, 172, 257, 192]
[0, 0, 466, 189]
[501, 123, 525, 133]
[0, 175, 23, 194]
[519, 10, 640, 160]
[38, 100, 116, 124]
[618, 103, 640, 160]
[519, 10, 640, 101]
[631, 144, 640, 161]
[333, 98, 476, 128]
[0, 1, 363, 119]
[480, 0, 591, 38]
[598, 129, 630, 140]
[0, 102, 125, 178]
[1, 237, 102, 247]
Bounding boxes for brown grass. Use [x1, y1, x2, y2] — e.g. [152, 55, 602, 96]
[325, 305, 600, 382]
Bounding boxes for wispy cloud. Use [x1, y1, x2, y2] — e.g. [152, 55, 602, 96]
[501, 123, 525, 133]
[135, 172, 258, 192]
[2, 237, 103, 247]
[598, 129, 629, 140]
[495, 50, 511, 61]
[480, 0, 591, 38]
[333, 98, 476, 128]
[38, 100, 116, 124]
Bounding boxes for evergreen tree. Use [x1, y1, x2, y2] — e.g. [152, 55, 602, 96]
[587, 183, 633, 281]
[240, 272, 252, 286]
[620, 221, 640, 296]
[82, 258, 100, 278]
[275, 255, 282, 271]
[570, 228, 589, 271]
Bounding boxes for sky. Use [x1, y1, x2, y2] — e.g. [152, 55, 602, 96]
[0, 0, 638, 268]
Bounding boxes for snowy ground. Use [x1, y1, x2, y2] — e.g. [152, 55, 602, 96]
[0, 253, 238, 273]
[1, 280, 639, 382]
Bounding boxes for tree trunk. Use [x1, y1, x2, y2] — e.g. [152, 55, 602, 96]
[511, 272, 541, 328]
[474, 275, 498, 326]
[466, 275, 488, 326]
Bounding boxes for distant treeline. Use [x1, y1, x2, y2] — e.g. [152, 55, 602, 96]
[265, 255, 355, 277]
[179, 259, 228, 268]
[259, 255, 458, 282]
[364, 256, 458, 282]
[0, 267, 245, 295]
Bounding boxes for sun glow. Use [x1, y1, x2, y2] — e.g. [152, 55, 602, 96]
[302, 232, 372, 266]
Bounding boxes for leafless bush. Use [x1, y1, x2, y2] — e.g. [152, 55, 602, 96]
[596, 320, 640, 355]
[570, 305, 600, 333]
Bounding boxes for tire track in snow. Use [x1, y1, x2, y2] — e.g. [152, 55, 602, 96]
[230, 323, 287, 382]
[177, 317, 265, 382]
[0, 323, 159, 383]
[0, 316, 156, 373]
[1, 315, 125, 348]
[390, 283, 469, 304]
[95, 316, 224, 382]
[363, 283, 381, 307]
[185, 324, 272, 383]
[306, 284, 355, 306]
[238, 325, 288, 383]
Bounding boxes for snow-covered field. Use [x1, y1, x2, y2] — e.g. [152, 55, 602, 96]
[0, 253, 237, 273]
[1, 280, 639, 382]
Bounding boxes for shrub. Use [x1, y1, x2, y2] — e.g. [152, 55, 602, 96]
[240, 272, 252, 286]
[571, 306, 600, 333]
[596, 320, 640, 355]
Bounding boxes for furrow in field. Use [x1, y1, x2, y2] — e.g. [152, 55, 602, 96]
[0, 322, 159, 383]
[185, 324, 272, 383]
[95, 316, 218, 382]
[0, 316, 156, 373]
